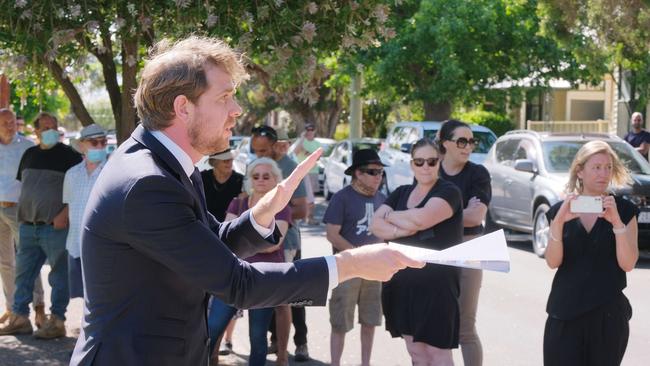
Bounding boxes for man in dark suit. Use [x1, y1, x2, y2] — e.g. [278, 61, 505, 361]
[70, 36, 422, 366]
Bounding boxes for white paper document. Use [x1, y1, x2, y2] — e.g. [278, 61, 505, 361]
[389, 229, 511, 273]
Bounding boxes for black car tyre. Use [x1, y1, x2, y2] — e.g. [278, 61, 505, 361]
[532, 203, 550, 258]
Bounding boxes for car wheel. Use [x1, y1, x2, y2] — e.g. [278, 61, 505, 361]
[532, 203, 550, 258]
[323, 176, 332, 201]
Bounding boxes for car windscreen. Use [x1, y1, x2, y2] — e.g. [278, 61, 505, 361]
[543, 140, 650, 175]
[422, 129, 496, 154]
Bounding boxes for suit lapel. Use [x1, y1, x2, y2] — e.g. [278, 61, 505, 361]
[131, 125, 208, 223]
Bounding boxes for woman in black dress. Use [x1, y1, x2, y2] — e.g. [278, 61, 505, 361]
[371, 138, 463, 365]
[544, 140, 638, 366]
[438, 120, 491, 366]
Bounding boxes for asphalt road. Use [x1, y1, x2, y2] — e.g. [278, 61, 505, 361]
[1, 198, 648, 365]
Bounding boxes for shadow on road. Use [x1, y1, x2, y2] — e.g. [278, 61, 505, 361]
[0, 334, 75, 366]
[215, 350, 330, 366]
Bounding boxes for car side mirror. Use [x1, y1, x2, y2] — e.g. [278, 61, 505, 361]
[400, 143, 412, 153]
[514, 159, 536, 174]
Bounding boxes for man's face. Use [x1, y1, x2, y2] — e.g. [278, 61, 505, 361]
[273, 140, 290, 157]
[80, 136, 108, 154]
[187, 64, 242, 156]
[631, 114, 643, 129]
[305, 126, 316, 140]
[0, 112, 17, 140]
[35, 116, 57, 139]
[16, 118, 25, 132]
[355, 163, 384, 193]
[251, 135, 275, 158]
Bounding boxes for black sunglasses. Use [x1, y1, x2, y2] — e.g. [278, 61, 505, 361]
[358, 168, 383, 176]
[449, 137, 478, 149]
[411, 157, 439, 167]
[251, 126, 277, 139]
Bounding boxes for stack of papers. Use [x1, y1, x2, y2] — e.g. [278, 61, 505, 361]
[389, 229, 511, 273]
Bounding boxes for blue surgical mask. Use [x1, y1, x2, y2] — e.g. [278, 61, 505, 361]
[87, 148, 107, 163]
[40, 129, 59, 147]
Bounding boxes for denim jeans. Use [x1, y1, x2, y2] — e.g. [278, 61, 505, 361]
[13, 224, 69, 319]
[208, 297, 274, 366]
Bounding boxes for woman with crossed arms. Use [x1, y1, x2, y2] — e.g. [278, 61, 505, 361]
[544, 140, 638, 366]
[371, 138, 463, 366]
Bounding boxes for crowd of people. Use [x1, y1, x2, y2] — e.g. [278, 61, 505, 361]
[0, 34, 645, 366]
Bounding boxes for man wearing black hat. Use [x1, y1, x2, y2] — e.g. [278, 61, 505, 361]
[322, 149, 388, 366]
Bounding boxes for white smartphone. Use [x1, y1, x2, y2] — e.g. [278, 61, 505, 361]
[570, 196, 603, 213]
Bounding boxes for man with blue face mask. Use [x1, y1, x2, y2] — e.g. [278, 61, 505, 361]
[0, 112, 82, 339]
[62, 124, 108, 303]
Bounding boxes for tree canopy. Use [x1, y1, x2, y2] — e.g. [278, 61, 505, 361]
[0, 0, 394, 141]
[363, 0, 590, 121]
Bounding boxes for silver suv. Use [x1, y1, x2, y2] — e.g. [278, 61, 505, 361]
[379, 121, 497, 193]
[484, 130, 650, 257]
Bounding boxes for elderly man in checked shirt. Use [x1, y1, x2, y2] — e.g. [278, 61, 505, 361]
[0, 108, 45, 327]
[62, 124, 109, 301]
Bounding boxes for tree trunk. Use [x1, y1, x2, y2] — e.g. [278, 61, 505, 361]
[118, 37, 139, 143]
[44, 58, 95, 126]
[423, 101, 452, 121]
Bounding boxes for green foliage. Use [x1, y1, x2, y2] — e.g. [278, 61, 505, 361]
[334, 123, 349, 140]
[539, 0, 650, 112]
[363, 0, 585, 119]
[453, 110, 515, 137]
[10, 79, 69, 124]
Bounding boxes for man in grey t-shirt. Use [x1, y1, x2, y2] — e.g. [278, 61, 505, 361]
[323, 149, 387, 366]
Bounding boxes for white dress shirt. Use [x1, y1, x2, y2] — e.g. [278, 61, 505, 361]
[149, 129, 339, 291]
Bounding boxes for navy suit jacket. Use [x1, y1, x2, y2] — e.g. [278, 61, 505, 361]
[70, 125, 329, 366]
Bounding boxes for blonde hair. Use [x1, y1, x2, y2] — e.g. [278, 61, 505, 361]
[243, 157, 283, 195]
[566, 140, 632, 193]
[134, 36, 249, 130]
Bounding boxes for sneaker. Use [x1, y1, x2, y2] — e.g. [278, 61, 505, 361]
[218, 341, 232, 356]
[0, 313, 33, 335]
[267, 340, 278, 355]
[34, 304, 46, 329]
[294, 344, 310, 362]
[33, 315, 66, 339]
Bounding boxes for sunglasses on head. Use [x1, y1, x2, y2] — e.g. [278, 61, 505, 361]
[251, 173, 272, 181]
[449, 137, 478, 149]
[359, 168, 383, 176]
[251, 126, 277, 139]
[86, 138, 107, 147]
[411, 157, 439, 167]
[305, 127, 315, 131]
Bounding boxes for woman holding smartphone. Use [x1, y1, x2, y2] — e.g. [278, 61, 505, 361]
[544, 140, 639, 366]
[371, 138, 463, 366]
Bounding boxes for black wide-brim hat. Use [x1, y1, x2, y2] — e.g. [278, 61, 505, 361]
[344, 148, 388, 175]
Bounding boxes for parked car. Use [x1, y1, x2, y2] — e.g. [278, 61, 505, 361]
[379, 121, 497, 193]
[232, 136, 254, 174]
[322, 138, 383, 199]
[484, 130, 650, 257]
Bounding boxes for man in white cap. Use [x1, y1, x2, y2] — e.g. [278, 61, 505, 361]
[62, 124, 109, 304]
[201, 148, 243, 222]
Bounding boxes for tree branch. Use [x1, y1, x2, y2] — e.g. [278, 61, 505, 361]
[43, 57, 95, 126]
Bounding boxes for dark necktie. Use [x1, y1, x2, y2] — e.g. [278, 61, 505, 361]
[190, 168, 207, 213]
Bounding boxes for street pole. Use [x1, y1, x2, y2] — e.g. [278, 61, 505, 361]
[349, 67, 363, 139]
